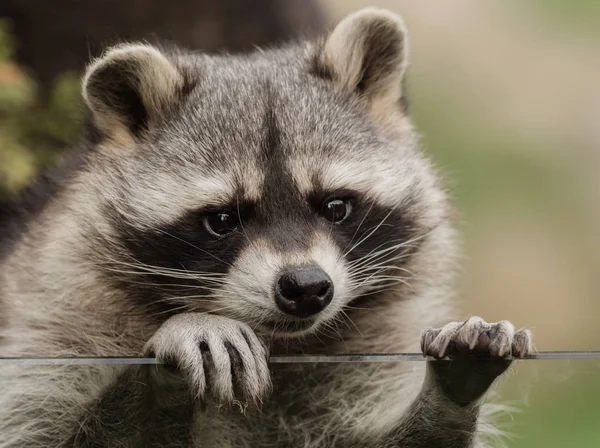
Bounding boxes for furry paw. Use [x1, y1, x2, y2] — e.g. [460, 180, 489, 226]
[144, 313, 271, 408]
[421, 316, 532, 359]
[420, 317, 533, 406]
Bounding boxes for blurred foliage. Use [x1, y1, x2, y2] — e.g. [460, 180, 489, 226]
[0, 19, 82, 197]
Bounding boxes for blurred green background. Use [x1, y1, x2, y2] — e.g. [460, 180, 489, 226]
[1, 1, 599, 446]
[327, 2, 600, 446]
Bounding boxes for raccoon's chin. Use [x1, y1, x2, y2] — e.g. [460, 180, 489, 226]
[256, 317, 322, 339]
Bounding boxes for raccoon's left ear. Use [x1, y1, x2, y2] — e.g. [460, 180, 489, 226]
[313, 8, 409, 123]
[82, 43, 186, 142]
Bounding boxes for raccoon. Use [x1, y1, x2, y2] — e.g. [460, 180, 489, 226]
[0, 8, 532, 448]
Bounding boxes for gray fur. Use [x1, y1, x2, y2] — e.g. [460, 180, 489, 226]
[0, 8, 531, 447]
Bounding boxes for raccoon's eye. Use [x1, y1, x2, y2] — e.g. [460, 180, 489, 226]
[321, 198, 352, 224]
[203, 211, 238, 237]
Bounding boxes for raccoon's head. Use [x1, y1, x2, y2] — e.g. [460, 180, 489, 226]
[78, 9, 451, 337]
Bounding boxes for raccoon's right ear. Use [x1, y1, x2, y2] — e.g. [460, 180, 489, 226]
[82, 44, 186, 142]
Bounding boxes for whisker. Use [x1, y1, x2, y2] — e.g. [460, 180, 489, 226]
[350, 263, 415, 278]
[346, 237, 413, 267]
[153, 228, 234, 269]
[92, 258, 228, 279]
[350, 254, 418, 277]
[149, 304, 238, 318]
[342, 304, 371, 312]
[236, 195, 251, 245]
[149, 303, 195, 316]
[348, 272, 412, 291]
[344, 198, 376, 256]
[89, 259, 230, 286]
[342, 205, 399, 258]
[167, 293, 229, 301]
[111, 280, 214, 291]
[339, 309, 363, 337]
[347, 231, 430, 269]
[350, 274, 409, 283]
[347, 244, 411, 270]
[353, 285, 413, 297]
[321, 320, 346, 346]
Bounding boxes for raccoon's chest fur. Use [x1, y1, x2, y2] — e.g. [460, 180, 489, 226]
[192, 362, 422, 448]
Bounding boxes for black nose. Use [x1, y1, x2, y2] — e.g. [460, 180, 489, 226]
[275, 267, 334, 318]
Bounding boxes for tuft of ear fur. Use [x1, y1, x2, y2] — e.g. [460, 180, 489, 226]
[313, 8, 410, 133]
[82, 44, 184, 141]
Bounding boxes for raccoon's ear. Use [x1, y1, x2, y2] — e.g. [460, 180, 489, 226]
[314, 8, 409, 120]
[82, 43, 185, 141]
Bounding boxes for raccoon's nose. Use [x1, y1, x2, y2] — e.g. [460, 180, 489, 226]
[275, 267, 334, 318]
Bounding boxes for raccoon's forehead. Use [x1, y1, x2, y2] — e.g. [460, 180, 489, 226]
[146, 66, 423, 210]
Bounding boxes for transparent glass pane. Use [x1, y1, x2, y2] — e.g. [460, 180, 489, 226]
[1, 358, 599, 446]
[496, 359, 600, 447]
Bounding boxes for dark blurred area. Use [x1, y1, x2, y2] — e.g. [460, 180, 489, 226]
[0, 0, 325, 202]
[0, 0, 324, 91]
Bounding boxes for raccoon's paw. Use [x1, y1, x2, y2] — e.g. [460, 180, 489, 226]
[421, 316, 532, 359]
[144, 313, 271, 409]
[420, 317, 533, 406]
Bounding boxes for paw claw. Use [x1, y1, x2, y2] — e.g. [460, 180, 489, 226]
[512, 329, 533, 358]
[424, 322, 462, 358]
[457, 316, 486, 350]
[489, 335, 510, 357]
[420, 328, 441, 357]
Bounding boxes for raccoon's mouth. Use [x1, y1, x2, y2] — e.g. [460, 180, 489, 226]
[258, 317, 318, 337]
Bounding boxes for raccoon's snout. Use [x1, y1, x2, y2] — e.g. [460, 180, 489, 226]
[275, 267, 334, 318]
